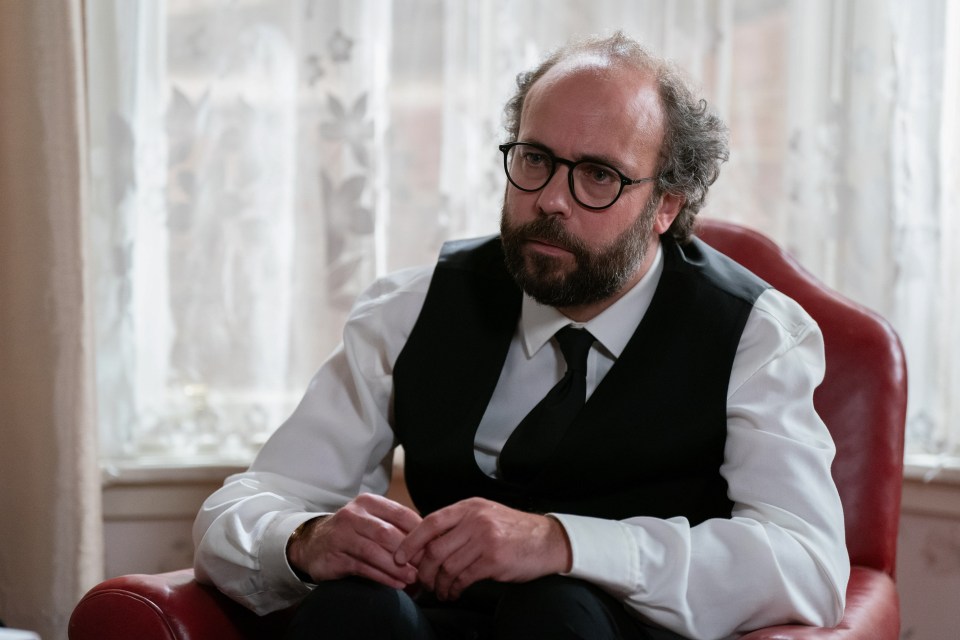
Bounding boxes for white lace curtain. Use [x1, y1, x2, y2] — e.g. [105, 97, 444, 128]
[85, 0, 960, 469]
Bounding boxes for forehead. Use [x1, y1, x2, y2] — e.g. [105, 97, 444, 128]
[518, 57, 664, 164]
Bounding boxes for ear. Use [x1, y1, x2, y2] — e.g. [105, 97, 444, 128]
[652, 192, 684, 235]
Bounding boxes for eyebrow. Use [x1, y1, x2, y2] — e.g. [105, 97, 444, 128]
[521, 139, 630, 174]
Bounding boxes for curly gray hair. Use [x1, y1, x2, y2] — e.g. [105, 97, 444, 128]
[503, 32, 729, 243]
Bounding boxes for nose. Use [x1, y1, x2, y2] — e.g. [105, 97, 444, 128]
[534, 164, 575, 218]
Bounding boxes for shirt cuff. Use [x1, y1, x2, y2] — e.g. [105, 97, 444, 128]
[549, 512, 638, 598]
[262, 512, 326, 597]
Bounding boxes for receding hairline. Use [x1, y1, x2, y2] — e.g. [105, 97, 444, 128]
[535, 49, 658, 84]
[520, 53, 667, 142]
[541, 32, 663, 79]
[516, 35, 669, 124]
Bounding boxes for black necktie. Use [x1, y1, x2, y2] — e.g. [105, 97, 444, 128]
[498, 326, 596, 483]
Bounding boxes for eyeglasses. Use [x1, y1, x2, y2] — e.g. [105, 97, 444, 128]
[498, 141, 658, 210]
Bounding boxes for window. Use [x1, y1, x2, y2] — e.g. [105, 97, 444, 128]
[86, 0, 960, 472]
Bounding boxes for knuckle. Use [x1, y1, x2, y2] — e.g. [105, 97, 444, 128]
[337, 503, 361, 523]
[419, 511, 443, 530]
[472, 520, 499, 543]
[351, 494, 376, 514]
[422, 542, 443, 563]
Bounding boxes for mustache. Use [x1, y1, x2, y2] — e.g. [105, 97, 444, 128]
[503, 216, 588, 256]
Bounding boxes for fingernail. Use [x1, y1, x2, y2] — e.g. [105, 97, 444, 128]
[395, 551, 407, 565]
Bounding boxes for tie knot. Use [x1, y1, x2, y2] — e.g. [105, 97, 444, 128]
[555, 326, 595, 373]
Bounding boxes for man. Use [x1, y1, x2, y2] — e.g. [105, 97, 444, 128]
[194, 32, 849, 640]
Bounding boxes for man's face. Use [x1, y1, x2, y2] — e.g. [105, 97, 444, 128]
[500, 59, 679, 312]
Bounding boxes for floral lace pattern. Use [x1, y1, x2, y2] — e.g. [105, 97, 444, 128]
[86, 0, 959, 465]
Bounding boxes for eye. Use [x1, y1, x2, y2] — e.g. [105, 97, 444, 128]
[521, 149, 550, 167]
[581, 163, 618, 185]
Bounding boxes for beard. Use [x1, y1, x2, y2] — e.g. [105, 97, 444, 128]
[500, 194, 660, 308]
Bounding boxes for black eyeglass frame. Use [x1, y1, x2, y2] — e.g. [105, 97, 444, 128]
[498, 141, 659, 210]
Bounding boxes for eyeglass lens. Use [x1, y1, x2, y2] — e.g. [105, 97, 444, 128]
[503, 143, 623, 209]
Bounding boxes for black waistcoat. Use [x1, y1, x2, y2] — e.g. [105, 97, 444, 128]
[393, 234, 768, 524]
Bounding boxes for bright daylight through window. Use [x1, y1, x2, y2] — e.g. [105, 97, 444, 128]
[85, 0, 959, 475]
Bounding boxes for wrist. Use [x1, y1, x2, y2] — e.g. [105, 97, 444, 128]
[544, 514, 574, 573]
[286, 516, 323, 582]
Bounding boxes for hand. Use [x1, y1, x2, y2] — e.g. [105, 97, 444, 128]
[287, 493, 422, 589]
[394, 497, 572, 601]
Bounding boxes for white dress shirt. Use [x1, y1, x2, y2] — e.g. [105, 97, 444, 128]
[193, 244, 849, 640]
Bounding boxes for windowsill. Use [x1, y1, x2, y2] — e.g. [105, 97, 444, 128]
[99, 453, 960, 521]
[100, 452, 960, 484]
[903, 453, 960, 485]
[901, 453, 960, 519]
[101, 457, 250, 487]
[100, 458, 250, 521]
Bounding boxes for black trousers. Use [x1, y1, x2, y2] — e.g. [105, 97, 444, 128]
[284, 575, 687, 640]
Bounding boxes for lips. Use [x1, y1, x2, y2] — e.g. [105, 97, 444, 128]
[502, 213, 584, 259]
[526, 230, 575, 250]
[525, 236, 574, 257]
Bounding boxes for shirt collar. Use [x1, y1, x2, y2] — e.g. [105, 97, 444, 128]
[520, 242, 664, 359]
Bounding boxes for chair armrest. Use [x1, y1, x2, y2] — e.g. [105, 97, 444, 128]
[68, 569, 292, 640]
[739, 567, 899, 639]
[70, 565, 897, 639]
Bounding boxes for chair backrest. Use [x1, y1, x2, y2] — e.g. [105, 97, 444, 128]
[696, 218, 907, 577]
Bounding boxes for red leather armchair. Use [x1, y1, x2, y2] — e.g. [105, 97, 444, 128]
[69, 219, 907, 639]
[701, 220, 907, 639]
